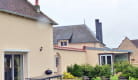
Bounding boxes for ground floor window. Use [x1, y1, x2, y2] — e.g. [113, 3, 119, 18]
[100, 54, 112, 65]
[4, 54, 23, 80]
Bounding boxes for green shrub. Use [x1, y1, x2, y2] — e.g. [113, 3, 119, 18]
[67, 64, 111, 78]
[67, 64, 83, 77]
[130, 67, 138, 78]
[92, 77, 101, 80]
[63, 72, 76, 79]
[129, 77, 136, 80]
[99, 65, 111, 77]
[114, 61, 131, 73]
[81, 64, 94, 78]
[110, 75, 119, 80]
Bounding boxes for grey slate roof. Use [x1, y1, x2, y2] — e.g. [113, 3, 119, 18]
[53, 24, 99, 44]
[0, 0, 57, 25]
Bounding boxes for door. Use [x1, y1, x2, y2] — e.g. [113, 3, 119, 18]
[100, 54, 112, 65]
[4, 54, 23, 80]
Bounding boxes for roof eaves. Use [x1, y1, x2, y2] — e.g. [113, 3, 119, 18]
[0, 8, 57, 25]
[86, 47, 133, 53]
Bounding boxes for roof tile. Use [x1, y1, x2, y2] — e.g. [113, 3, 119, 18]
[53, 24, 99, 44]
[0, 0, 57, 24]
[131, 40, 138, 48]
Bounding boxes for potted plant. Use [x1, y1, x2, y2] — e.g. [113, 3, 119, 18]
[119, 74, 129, 80]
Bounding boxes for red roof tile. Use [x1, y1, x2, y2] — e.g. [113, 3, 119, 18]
[54, 46, 86, 52]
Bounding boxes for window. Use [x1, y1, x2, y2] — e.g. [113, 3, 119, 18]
[5, 54, 23, 80]
[59, 40, 68, 47]
[100, 54, 112, 65]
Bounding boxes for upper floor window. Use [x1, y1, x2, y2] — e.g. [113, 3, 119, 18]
[58, 40, 68, 47]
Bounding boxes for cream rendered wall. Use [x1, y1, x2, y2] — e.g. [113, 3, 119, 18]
[54, 49, 86, 73]
[118, 38, 138, 66]
[0, 12, 55, 79]
[69, 43, 104, 48]
[55, 42, 104, 49]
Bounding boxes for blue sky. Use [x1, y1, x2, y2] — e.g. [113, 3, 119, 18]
[29, 0, 138, 48]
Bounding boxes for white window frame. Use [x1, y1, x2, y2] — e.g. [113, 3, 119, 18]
[100, 54, 113, 65]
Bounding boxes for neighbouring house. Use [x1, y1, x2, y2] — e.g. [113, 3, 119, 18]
[53, 20, 132, 73]
[118, 37, 138, 66]
[0, 0, 57, 80]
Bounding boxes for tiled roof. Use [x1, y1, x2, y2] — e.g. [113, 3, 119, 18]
[53, 24, 100, 44]
[131, 40, 138, 48]
[0, 0, 57, 25]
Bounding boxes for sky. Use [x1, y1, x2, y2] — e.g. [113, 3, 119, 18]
[29, 0, 138, 48]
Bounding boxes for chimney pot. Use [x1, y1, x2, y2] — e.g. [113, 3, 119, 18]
[35, 0, 39, 5]
[34, 0, 40, 12]
[95, 19, 99, 23]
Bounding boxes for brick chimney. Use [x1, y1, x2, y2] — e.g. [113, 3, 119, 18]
[95, 19, 103, 43]
[34, 0, 40, 12]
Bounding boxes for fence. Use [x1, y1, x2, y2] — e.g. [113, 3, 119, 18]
[26, 75, 62, 80]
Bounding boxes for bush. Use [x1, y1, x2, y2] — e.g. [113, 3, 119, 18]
[92, 77, 101, 80]
[114, 61, 138, 78]
[99, 65, 111, 77]
[81, 64, 94, 78]
[114, 61, 131, 73]
[129, 77, 136, 80]
[110, 75, 119, 80]
[67, 64, 111, 78]
[67, 64, 83, 77]
[63, 72, 76, 79]
[67, 62, 138, 79]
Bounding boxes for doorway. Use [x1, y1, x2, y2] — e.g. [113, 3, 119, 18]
[4, 54, 23, 80]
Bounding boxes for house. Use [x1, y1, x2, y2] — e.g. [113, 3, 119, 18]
[0, 0, 57, 80]
[118, 37, 138, 66]
[0, 0, 133, 79]
[53, 20, 132, 73]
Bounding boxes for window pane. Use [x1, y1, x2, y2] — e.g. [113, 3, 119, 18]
[107, 56, 111, 65]
[14, 55, 23, 80]
[64, 42, 67, 46]
[101, 56, 106, 65]
[5, 55, 13, 80]
[61, 42, 64, 46]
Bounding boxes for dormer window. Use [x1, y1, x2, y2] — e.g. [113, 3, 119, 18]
[58, 40, 68, 47]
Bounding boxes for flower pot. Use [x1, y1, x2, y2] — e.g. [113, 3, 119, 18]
[101, 76, 110, 80]
[119, 76, 129, 80]
[45, 69, 52, 75]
